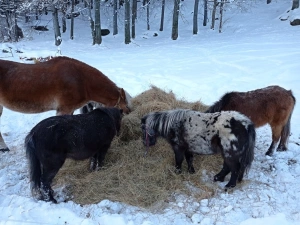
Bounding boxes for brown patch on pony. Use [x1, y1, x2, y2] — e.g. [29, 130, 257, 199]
[206, 85, 296, 156]
[54, 85, 215, 209]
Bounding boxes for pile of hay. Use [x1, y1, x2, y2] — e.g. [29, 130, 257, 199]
[54, 85, 223, 208]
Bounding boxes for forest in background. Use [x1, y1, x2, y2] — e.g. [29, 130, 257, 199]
[0, 0, 299, 46]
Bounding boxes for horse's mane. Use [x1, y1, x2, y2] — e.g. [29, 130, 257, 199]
[144, 109, 189, 136]
[205, 92, 233, 113]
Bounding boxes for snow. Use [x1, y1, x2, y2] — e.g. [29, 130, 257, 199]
[1, 1, 300, 225]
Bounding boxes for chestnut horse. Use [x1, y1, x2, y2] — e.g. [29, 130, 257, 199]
[0, 56, 130, 151]
[206, 85, 296, 156]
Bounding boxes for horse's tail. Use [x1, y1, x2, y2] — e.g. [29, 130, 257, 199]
[205, 92, 232, 113]
[240, 123, 256, 174]
[25, 133, 41, 194]
[280, 91, 296, 148]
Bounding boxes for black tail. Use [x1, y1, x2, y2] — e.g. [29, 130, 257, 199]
[25, 133, 41, 194]
[240, 123, 256, 174]
[280, 91, 296, 148]
[205, 92, 232, 113]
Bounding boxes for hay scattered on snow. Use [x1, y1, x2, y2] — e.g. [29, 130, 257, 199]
[54, 85, 223, 209]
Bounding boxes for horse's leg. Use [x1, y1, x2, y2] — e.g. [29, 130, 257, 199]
[0, 105, 9, 152]
[214, 161, 231, 182]
[185, 151, 195, 174]
[90, 144, 110, 171]
[265, 126, 282, 156]
[89, 155, 97, 171]
[277, 121, 291, 151]
[224, 160, 240, 190]
[40, 157, 65, 203]
[172, 144, 185, 174]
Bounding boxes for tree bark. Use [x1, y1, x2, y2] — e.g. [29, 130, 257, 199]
[203, 0, 208, 26]
[292, 0, 299, 10]
[113, 0, 118, 35]
[124, 0, 131, 44]
[219, 0, 224, 33]
[159, 0, 165, 31]
[211, 0, 218, 30]
[52, 4, 62, 46]
[171, 0, 180, 40]
[94, 0, 102, 45]
[70, 0, 75, 40]
[193, 0, 199, 35]
[132, 0, 137, 39]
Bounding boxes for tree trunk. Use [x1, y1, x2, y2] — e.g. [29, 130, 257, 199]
[211, 0, 218, 30]
[62, 14, 67, 33]
[203, 0, 208, 26]
[267, 0, 271, 4]
[193, 0, 199, 35]
[52, 5, 62, 46]
[171, 0, 180, 40]
[219, 0, 224, 33]
[124, 0, 131, 44]
[132, 0, 137, 38]
[147, 0, 150, 30]
[292, 0, 299, 10]
[159, 0, 165, 31]
[70, 0, 75, 39]
[94, 0, 102, 45]
[86, 0, 95, 43]
[113, 0, 118, 35]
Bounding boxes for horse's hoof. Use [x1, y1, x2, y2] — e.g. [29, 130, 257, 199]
[265, 151, 273, 156]
[0, 147, 9, 152]
[188, 167, 195, 174]
[175, 168, 182, 174]
[214, 175, 225, 182]
[224, 184, 236, 192]
[277, 147, 287, 152]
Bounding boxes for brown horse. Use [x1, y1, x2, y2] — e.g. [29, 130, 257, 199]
[206, 85, 296, 156]
[0, 56, 130, 151]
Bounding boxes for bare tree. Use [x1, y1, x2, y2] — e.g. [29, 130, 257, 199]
[113, 0, 118, 35]
[132, 0, 137, 38]
[94, 0, 102, 44]
[52, 4, 62, 46]
[203, 0, 208, 26]
[171, 0, 180, 40]
[211, 0, 218, 30]
[124, 0, 130, 44]
[159, 0, 165, 31]
[219, 0, 225, 33]
[70, 0, 75, 40]
[292, 0, 299, 10]
[193, 0, 200, 34]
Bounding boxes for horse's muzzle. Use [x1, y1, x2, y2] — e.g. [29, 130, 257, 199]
[141, 125, 156, 147]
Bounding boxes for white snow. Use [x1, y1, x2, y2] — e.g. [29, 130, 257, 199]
[0, 1, 300, 225]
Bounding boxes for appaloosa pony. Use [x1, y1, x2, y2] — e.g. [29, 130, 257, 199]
[25, 107, 123, 203]
[141, 109, 255, 190]
[0, 56, 130, 151]
[205, 85, 295, 156]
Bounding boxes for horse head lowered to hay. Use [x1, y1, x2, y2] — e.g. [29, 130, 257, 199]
[25, 107, 123, 203]
[0, 56, 130, 151]
[205, 85, 296, 156]
[141, 109, 255, 190]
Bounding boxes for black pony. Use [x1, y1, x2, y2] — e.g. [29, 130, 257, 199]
[25, 107, 123, 203]
[141, 109, 255, 189]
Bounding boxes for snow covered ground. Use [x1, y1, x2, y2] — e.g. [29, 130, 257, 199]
[0, 1, 300, 224]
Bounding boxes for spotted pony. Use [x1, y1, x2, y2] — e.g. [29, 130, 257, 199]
[141, 109, 256, 189]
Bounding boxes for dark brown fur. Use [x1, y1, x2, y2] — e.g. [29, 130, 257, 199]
[206, 85, 296, 156]
[0, 56, 130, 151]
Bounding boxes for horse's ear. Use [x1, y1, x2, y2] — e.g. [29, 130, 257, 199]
[120, 88, 126, 98]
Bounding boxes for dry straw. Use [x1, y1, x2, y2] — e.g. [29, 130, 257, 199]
[54, 85, 223, 209]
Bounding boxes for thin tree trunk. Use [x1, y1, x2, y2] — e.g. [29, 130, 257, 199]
[292, 0, 299, 10]
[113, 0, 118, 35]
[62, 14, 67, 33]
[94, 0, 102, 45]
[86, 0, 95, 43]
[124, 0, 131, 44]
[219, 0, 224, 33]
[52, 4, 62, 46]
[171, 0, 180, 40]
[193, 0, 199, 35]
[132, 0, 137, 38]
[70, 0, 75, 39]
[203, 0, 207, 26]
[159, 0, 165, 31]
[146, 0, 150, 30]
[211, 0, 218, 30]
